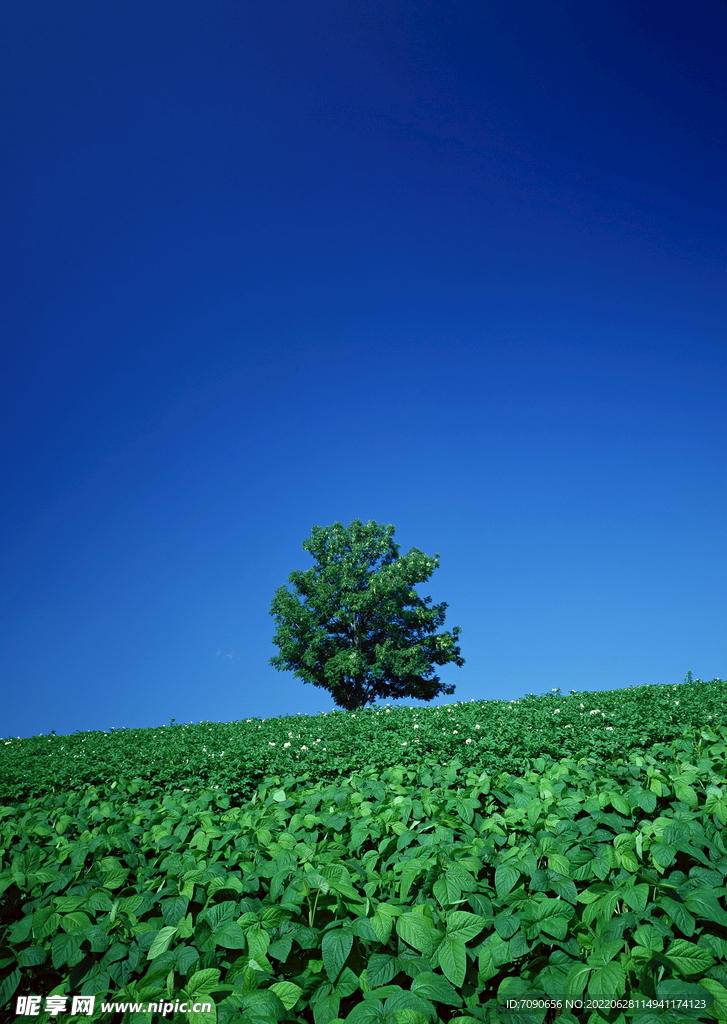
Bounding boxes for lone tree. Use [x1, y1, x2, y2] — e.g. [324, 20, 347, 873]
[269, 519, 464, 710]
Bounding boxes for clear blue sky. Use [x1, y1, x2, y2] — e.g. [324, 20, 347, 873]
[2, 0, 725, 738]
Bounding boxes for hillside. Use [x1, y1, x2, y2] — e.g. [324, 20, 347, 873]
[2, 679, 726, 804]
[1, 680, 727, 1023]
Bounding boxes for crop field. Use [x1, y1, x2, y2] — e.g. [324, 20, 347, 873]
[1, 680, 727, 1024]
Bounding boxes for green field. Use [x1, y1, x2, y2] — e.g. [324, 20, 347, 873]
[2, 679, 727, 1023]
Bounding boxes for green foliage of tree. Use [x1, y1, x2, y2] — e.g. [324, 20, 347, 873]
[269, 519, 464, 710]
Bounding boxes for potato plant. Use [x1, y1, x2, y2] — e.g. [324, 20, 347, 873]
[1, 680, 727, 1023]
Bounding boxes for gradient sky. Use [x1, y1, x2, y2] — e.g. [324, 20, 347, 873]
[2, 0, 726, 739]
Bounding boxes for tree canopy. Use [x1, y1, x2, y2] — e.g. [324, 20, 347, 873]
[269, 519, 464, 710]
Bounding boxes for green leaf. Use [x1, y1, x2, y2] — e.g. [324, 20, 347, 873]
[659, 895, 696, 936]
[268, 935, 293, 961]
[478, 933, 511, 980]
[587, 941, 622, 967]
[657, 979, 717, 1003]
[445, 911, 486, 943]
[17, 946, 47, 967]
[493, 911, 520, 939]
[61, 911, 92, 932]
[200, 900, 237, 931]
[383, 989, 433, 1019]
[336, 967, 360, 1000]
[550, 876, 578, 903]
[174, 945, 200, 973]
[161, 896, 189, 926]
[633, 924, 664, 951]
[651, 842, 677, 868]
[698, 979, 727, 1022]
[246, 925, 270, 962]
[392, 1012, 428, 1024]
[684, 888, 727, 926]
[534, 898, 571, 940]
[494, 864, 520, 898]
[212, 920, 247, 949]
[32, 910, 60, 941]
[371, 910, 394, 945]
[241, 989, 286, 1021]
[621, 883, 649, 914]
[411, 970, 462, 1006]
[187, 967, 221, 997]
[103, 867, 129, 889]
[664, 938, 715, 975]
[118, 893, 145, 916]
[366, 954, 400, 988]
[564, 963, 591, 998]
[577, 883, 610, 904]
[322, 864, 360, 900]
[436, 935, 467, 988]
[322, 928, 354, 982]
[630, 788, 657, 813]
[344, 998, 389, 1023]
[396, 914, 436, 957]
[547, 853, 571, 876]
[588, 962, 625, 998]
[444, 862, 478, 897]
[270, 982, 302, 1011]
[0, 969, 21, 1007]
[51, 931, 82, 968]
[609, 792, 630, 816]
[147, 926, 178, 960]
[674, 784, 698, 807]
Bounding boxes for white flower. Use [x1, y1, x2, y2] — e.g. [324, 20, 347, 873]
[453, 730, 458, 734]
[553, 709, 560, 713]
[413, 724, 420, 729]
[300, 745, 308, 750]
[590, 709, 600, 715]
[268, 742, 275, 746]
[465, 738, 472, 744]
[283, 742, 291, 748]
[605, 726, 614, 731]
[475, 724, 481, 730]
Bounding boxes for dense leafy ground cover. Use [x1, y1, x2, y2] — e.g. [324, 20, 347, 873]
[1, 680, 727, 1023]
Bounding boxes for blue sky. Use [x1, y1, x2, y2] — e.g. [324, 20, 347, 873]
[2, 0, 726, 738]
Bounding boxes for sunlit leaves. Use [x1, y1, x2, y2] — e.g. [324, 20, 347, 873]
[664, 939, 715, 976]
[147, 926, 178, 960]
[2, 681, 727, 1021]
